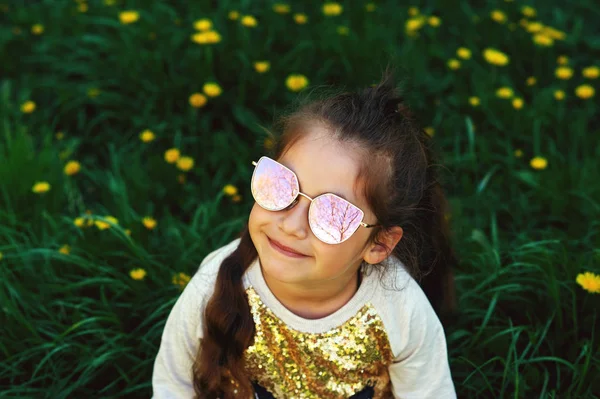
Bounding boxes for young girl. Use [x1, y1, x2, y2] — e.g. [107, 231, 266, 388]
[152, 67, 458, 399]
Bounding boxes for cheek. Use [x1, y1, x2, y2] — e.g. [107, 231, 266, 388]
[249, 203, 271, 229]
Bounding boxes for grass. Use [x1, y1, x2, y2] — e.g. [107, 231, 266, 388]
[1, 0, 599, 397]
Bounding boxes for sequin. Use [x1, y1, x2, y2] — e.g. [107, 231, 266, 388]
[244, 287, 394, 398]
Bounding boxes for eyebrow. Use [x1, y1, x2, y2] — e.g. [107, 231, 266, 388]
[282, 161, 355, 203]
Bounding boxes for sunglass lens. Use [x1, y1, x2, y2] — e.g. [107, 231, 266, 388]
[308, 194, 364, 244]
[251, 157, 298, 210]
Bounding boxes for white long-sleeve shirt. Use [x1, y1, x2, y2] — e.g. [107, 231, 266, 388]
[152, 238, 456, 398]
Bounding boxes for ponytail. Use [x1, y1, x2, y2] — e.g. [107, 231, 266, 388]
[408, 124, 458, 324]
[192, 227, 257, 399]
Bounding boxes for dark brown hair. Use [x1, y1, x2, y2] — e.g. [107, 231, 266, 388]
[192, 66, 458, 398]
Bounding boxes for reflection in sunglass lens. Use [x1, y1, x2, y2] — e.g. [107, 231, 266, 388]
[309, 194, 364, 244]
[251, 157, 298, 210]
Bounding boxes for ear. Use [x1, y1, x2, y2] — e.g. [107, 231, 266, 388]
[363, 226, 403, 265]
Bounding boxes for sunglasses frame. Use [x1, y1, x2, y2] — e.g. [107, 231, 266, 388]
[250, 156, 379, 244]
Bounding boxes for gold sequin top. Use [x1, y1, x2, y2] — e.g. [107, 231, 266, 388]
[241, 256, 402, 399]
[151, 238, 456, 399]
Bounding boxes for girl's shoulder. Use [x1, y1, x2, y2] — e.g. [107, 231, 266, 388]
[369, 255, 444, 347]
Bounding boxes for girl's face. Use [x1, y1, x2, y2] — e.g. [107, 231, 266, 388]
[248, 126, 378, 290]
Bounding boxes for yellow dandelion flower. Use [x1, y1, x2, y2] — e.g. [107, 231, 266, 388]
[555, 66, 573, 80]
[322, 2, 343, 16]
[142, 216, 157, 230]
[191, 31, 221, 44]
[130, 268, 147, 281]
[469, 96, 480, 107]
[140, 129, 155, 143]
[189, 92, 207, 108]
[32, 181, 50, 194]
[56, 132, 65, 140]
[164, 148, 180, 163]
[582, 66, 599, 79]
[514, 149, 523, 158]
[525, 21, 544, 33]
[408, 7, 419, 16]
[557, 55, 569, 65]
[293, 13, 308, 24]
[31, 24, 44, 35]
[286, 74, 309, 92]
[228, 10, 240, 20]
[447, 59, 460, 70]
[78, 3, 88, 12]
[241, 15, 257, 27]
[176, 156, 195, 172]
[172, 272, 191, 289]
[254, 61, 270, 73]
[512, 97, 524, 109]
[74, 217, 86, 228]
[490, 10, 507, 23]
[428, 16, 441, 27]
[58, 245, 70, 255]
[526, 76, 537, 86]
[21, 101, 36, 113]
[530, 156, 547, 170]
[273, 3, 290, 14]
[456, 47, 471, 60]
[533, 33, 553, 47]
[205, 31, 221, 44]
[576, 271, 600, 294]
[483, 48, 509, 66]
[64, 160, 81, 176]
[554, 90, 565, 100]
[264, 137, 275, 150]
[223, 184, 238, 196]
[190, 32, 208, 44]
[521, 6, 536, 17]
[575, 84, 595, 99]
[424, 127, 435, 137]
[95, 216, 119, 230]
[365, 3, 376, 12]
[543, 27, 565, 40]
[119, 10, 140, 25]
[203, 82, 222, 97]
[496, 87, 514, 99]
[405, 17, 425, 33]
[337, 26, 349, 35]
[193, 18, 212, 31]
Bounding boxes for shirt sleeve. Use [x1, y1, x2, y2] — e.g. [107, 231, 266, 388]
[151, 275, 205, 398]
[152, 242, 236, 398]
[387, 278, 457, 399]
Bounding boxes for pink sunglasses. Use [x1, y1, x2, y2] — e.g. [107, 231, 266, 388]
[250, 156, 379, 244]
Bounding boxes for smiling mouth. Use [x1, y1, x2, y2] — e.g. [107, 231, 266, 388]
[268, 237, 308, 258]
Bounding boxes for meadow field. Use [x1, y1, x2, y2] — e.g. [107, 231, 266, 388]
[0, 0, 599, 397]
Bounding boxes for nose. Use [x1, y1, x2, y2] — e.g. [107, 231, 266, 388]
[278, 196, 310, 240]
